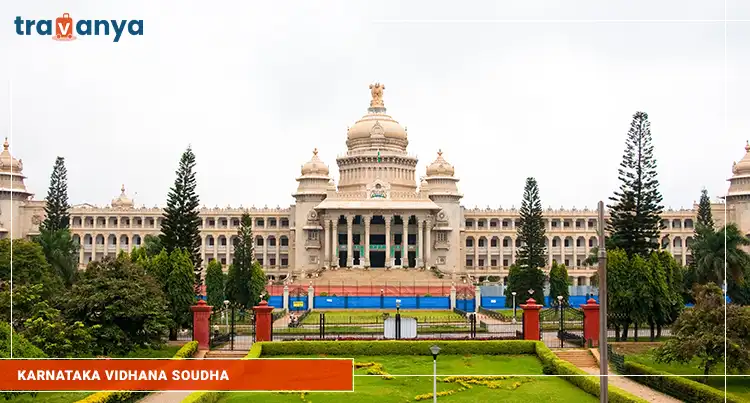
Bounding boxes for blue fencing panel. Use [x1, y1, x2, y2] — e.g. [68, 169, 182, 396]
[289, 296, 308, 311]
[419, 297, 451, 309]
[480, 296, 506, 309]
[456, 299, 475, 312]
[314, 296, 344, 309]
[268, 296, 283, 308]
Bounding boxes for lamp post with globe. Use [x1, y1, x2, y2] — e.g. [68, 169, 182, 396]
[430, 345, 441, 403]
[511, 291, 517, 324]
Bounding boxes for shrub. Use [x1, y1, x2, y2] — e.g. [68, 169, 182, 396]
[257, 340, 537, 357]
[623, 361, 748, 403]
[174, 341, 199, 359]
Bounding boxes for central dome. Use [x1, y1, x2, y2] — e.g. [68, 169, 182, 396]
[346, 83, 407, 141]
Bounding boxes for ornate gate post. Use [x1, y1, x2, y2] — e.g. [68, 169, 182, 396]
[253, 300, 275, 342]
[520, 298, 543, 341]
[191, 300, 213, 350]
[580, 298, 600, 347]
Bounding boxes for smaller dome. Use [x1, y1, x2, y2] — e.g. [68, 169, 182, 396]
[732, 141, 750, 176]
[301, 148, 329, 176]
[0, 138, 23, 174]
[327, 179, 336, 191]
[426, 149, 455, 177]
[111, 185, 134, 209]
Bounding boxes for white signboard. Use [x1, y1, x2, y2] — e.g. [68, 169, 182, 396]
[384, 317, 417, 339]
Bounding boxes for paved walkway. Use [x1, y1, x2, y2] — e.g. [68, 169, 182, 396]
[137, 350, 207, 403]
[580, 366, 680, 402]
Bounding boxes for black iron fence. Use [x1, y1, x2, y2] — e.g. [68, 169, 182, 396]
[539, 304, 586, 348]
[272, 310, 522, 341]
[209, 306, 255, 351]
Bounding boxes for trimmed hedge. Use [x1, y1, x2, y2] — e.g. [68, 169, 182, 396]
[623, 361, 749, 403]
[534, 343, 649, 403]
[75, 342, 200, 403]
[258, 340, 537, 356]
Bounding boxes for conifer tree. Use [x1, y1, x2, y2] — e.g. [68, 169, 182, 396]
[226, 213, 266, 308]
[506, 177, 546, 305]
[41, 157, 70, 232]
[607, 111, 664, 257]
[160, 147, 202, 292]
[205, 260, 225, 310]
[696, 188, 714, 235]
[548, 260, 570, 306]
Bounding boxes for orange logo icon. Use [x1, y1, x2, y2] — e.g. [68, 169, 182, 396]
[54, 13, 75, 41]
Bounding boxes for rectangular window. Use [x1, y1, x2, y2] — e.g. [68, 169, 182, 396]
[466, 259, 473, 267]
[281, 258, 288, 267]
[503, 259, 508, 267]
[491, 259, 497, 267]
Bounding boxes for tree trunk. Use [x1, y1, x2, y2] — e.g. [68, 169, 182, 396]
[633, 322, 639, 342]
[614, 325, 621, 342]
[649, 321, 655, 342]
[621, 322, 630, 341]
[169, 327, 178, 341]
[703, 364, 711, 384]
[656, 325, 662, 339]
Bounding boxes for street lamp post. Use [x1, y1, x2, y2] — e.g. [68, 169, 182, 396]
[223, 300, 230, 329]
[557, 295, 563, 348]
[430, 345, 441, 403]
[511, 292, 517, 324]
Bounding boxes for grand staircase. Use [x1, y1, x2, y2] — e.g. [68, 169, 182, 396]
[554, 349, 598, 368]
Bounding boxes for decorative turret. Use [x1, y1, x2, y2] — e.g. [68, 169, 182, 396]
[0, 137, 32, 198]
[293, 148, 331, 201]
[424, 149, 462, 201]
[111, 185, 134, 209]
[725, 141, 750, 239]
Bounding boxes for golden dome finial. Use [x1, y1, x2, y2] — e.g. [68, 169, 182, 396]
[745, 140, 749, 152]
[313, 148, 318, 156]
[121, 184, 125, 193]
[3, 138, 8, 151]
[437, 149, 443, 157]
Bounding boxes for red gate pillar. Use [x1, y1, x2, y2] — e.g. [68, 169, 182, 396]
[520, 298, 543, 341]
[253, 300, 274, 342]
[580, 298, 600, 347]
[191, 300, 213, 350]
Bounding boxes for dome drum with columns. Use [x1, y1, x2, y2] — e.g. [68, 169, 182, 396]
[1, 84, 739, 285]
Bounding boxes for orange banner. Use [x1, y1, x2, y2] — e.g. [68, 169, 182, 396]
[0, 359, 353, 392]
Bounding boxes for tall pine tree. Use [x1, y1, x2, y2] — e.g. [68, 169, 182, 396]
[160, 147, 203, 292]
[696, 188, 714, 235]
[41, 157, 70, 232]
[607, 111, 664, 257]
[506, 177, 547, 305]
[225, 213, 255, 308]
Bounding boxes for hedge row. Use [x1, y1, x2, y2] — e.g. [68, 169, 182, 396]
[75, 341, 199, 403]
[534, 343, 649, 403]
[259, 340, 537, 356]
[623, 361, 749, 403]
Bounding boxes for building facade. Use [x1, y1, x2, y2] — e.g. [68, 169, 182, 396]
[1, 84, 743, 285]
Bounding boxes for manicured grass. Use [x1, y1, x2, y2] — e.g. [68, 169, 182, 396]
[626, 350, 750, 399]
[118, 344, 182, 358]
[302, 310, 465, 325]
[216, 354, 598, 402]
[275, 325, 476, 335]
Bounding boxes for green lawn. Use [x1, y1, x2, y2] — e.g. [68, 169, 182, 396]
[276, 325, 476, 335]
[302, 310, 465, 325]
[7, 344, 185, 403]
[625, 351, 750, 400]
[216, 355, 598, 402]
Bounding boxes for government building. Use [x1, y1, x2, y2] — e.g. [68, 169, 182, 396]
[1, 83, 745, 286]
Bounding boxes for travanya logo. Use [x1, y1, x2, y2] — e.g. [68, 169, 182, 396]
[14, 13, 143, 42]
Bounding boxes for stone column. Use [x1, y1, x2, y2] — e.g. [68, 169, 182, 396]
[474, 239, 479, 269]
[402, 216, 409, 268]
[275, 235, 281, 268]
[417, 218, 424, 268]
[324, 219, 331, 267]
[252, 300, 274, 342]
[520, 298, 543, 341]
[332, 220, 339, 268]
[580, 298, 600, 347]
[262, 236, 268, 267]
[573, 240, 577, 268]
[424, 217, 432, 268]
[308, 284, 315, 310]
[191, 300, 213, 350]
[364, 215, 371, 267]
[213, 236, 219, 264]
[385, 216, 392, 269]
[282, 285, 289, 311]
[201, 235, 206, 267]
[346, 215, 354, 268]
[79, 246, 84, 268]
[450, 284, 457, 310]
[474, 285, 481, 313]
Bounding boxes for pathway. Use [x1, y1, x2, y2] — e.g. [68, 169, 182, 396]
[137, 350, 208, 403]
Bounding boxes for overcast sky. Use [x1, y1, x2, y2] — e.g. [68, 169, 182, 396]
[1, 1, 749, 211]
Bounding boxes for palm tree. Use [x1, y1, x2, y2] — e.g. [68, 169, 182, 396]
[691, 223, 750, 285]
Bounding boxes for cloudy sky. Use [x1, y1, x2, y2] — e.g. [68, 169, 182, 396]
[0, 1, 749, 211]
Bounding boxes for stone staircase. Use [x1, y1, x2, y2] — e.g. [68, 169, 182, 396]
[554, 349, 598, 368]
[305, 269, 445, 285]
[204, 350, 248, 359]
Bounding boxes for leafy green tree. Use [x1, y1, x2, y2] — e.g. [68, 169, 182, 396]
[205, 260, 225, 309]
[143, 235, 164, 258]
[548, 260, 570, 306]
[505, 263, 546, 307]
[607, 111, 664, 258]
[160, 146, 202, 292]
[226, 213, 266, 308]
[0, 322, 46, 400]
[64, 256, 170, 355]
[656, 283, 750, 381]
[41, 156, 70, 232]
[654, 251, 685, 337]
[166, 249, 195, 340]
[148, 249, 171, 286]
[22, 301, 95, 358]
[35, 228, 79, 287]
[0, 239, 61, 300]
[691, 224, 749, 286]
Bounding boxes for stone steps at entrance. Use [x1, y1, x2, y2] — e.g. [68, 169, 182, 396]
[205, 350, 248, 359]
[305, 268, 443, 285]
[554, 349, 598, 368]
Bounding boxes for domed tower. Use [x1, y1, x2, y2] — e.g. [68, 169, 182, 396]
[423, 150, 463, 273]
[0, 138, 35, 239]
[111, 185, 135, 209]
[292, 148, 332, 271]
[337, 83, 418, 193]
[726, 141, 750, 237]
